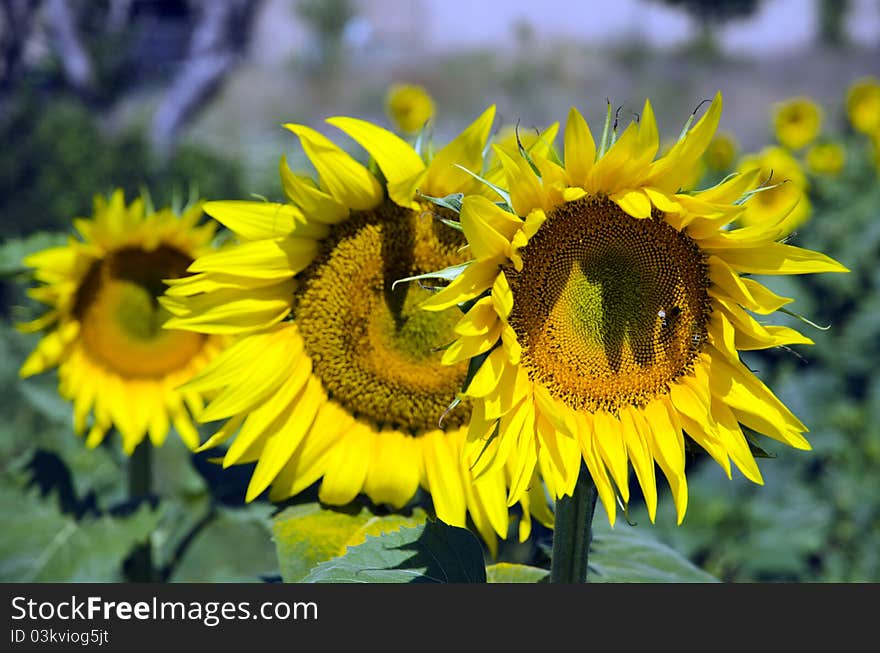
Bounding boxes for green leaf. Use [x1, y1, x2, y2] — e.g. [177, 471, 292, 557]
[452, 163, 512, 207]
[0, 480, 162, 582]
[152, 434, 208, 499]
[0, 231, 69, 277]
[0, 326, 127, 505]
[272, 502, 428, 582]
[486, 562, 548, 583]
[18, 376, 76, 425]
[588, 520, 719, 583]
[302, 520, 487, 583]
[169, 503, 279, 583]
[391, 261, 471, 291]
[419, 192, 464, 214]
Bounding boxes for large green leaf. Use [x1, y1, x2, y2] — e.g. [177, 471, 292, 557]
[486, 562, 548, 583]
[169, 503, 278, 583]
[272, 502, 427, 582]
[0, 479, 162, 582]
[301, 520, 487, 583]
[588, 519, 718, 583]
[0, 325, 127, 505]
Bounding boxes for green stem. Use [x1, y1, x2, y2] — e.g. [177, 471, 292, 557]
[549, 463, 598, 583]
[126, 441, 155, 582]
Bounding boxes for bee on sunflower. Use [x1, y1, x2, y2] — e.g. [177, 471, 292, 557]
[417, 93, 848, 526]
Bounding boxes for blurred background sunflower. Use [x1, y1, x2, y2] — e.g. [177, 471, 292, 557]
[18, 191, 226, 455]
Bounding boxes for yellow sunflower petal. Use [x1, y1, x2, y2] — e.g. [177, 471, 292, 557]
[460, 195, 520, 261]
[318, 421, 373, 505]
[422, 105, 496, 197]
[644, 398, 688, 524]
[493, 144, 548, 216]
[619, 406, 658, 522]
[708, 255, 793, 314]
[203, 200, 300, 240]
[505, 400, 538, 507]
[326, 116, 426, 208]
[707, 242, 848, 275]
[707, 347, 810, 448]
[163, 282, 295, 334]
[647, 91, 722, 192]
[591, 410, 630, 502]
[442, 321, 502, 365]
[564, 106, 597, 187]
[268, 403, 351, 500]
[246, 377, 324, 501]
[284, 123, 382, 210]
[423, 430, 467, 527]
[419, 261, 497, 311]
[278, 159, 349, 224]
[188, 237, 316, 280]
[711, 398, 764, 485]
[223, 352, 313, 466]
[363, 429, 421, 508]
[465, 347, 509, 398]
[613, 189, 653, 219]
[573, 411, 618, 526]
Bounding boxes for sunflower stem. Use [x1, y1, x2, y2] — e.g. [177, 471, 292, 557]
[126, 441, 155, 582]
[549, 463, 598, 583]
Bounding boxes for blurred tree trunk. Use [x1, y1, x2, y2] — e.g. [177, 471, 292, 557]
[0, 0, 40, 92]
[818, 0, 849, 48]
[2, 0, 263, 157]
[44, 0, 96, 99]
[150, 0, 261, 159]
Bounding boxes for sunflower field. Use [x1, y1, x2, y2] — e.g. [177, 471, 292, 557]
[1, 0, 878, 586]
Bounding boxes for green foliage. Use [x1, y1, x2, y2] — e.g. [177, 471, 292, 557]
[272, 502, 428, 582]
[295, 0, 356, 39]
[655, 0, 760, 22]
[0, 233, 69, 277]
[0, 478, 162, 582]
[0, 92, 246, 240]
[294, 0, 357, 73]
[589, 518, 719, 582]
[168, 504, 278, 583]
[818, 0, 850, 47]
[486, 563, 549, 583]
[272, 501, 719, 583]
[301, 521, 488, 583]
[0, 318, 279, 583]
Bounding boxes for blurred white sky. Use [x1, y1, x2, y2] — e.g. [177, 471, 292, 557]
[250, 0, 880, 64]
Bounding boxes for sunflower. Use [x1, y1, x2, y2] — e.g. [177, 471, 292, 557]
[161, 108, 557, 550]
[805, 142, 845, 177]
[772, 97, 822, 150]
[735, 145, 811, 234]
[385, 83, 435, 135]
[845, 76, 880, 135]
[703, 131, 738, 173]
[419, 93, 847, 525]
[18, 190, 225, 454]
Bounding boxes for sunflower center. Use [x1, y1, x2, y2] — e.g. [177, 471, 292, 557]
[75, 246, 206, 378]
[293, 201, 470, 433]
[506, 196, 711, 413]
[785, 108, 804, 125]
